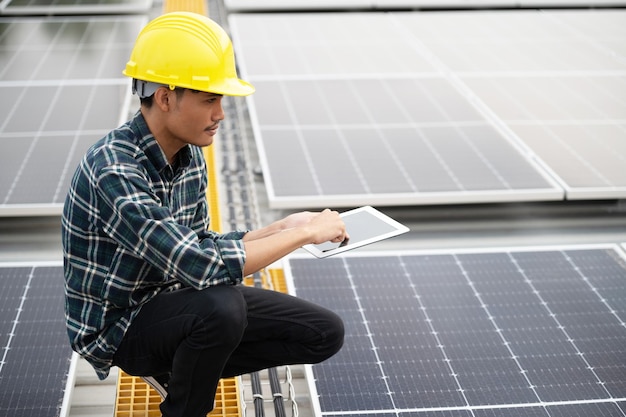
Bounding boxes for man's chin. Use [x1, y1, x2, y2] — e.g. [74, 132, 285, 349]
[201, 130, 217, 145]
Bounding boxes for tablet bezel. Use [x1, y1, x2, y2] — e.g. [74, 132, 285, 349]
[301, 206, 409, 258]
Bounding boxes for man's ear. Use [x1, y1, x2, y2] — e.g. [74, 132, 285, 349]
[153, 86, 172, 111]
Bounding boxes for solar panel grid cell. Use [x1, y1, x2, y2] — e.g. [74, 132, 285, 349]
[0, 264, 74, 417]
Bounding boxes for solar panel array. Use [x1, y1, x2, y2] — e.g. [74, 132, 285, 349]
[230, 10, 626, 209]
[0, 15, 146, 216]
[1, 8, 625, 417]
[0, 262, 75, 417]
[285, 245, 626, 417]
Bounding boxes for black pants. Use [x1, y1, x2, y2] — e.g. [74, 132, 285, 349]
[112, 284, 344, 417]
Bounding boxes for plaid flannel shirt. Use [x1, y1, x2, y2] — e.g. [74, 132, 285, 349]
[62, 111, 246, 379]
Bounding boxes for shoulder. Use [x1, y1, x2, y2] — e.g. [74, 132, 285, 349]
[84, 121, 146, 176]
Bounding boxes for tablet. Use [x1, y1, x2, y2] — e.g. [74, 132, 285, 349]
[302, 206, 409, 258]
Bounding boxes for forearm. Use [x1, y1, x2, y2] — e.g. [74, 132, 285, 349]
[241, 209, 346, 276]
[241, 218, 286, 242]
[242, 226, 311, 276]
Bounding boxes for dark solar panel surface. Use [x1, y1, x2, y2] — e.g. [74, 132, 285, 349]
[286, 246, 626, 416]
[0, 263, 74, 417]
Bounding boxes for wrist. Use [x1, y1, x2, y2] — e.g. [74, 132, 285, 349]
[282, 223, 314, 246]
[278, 218, 289, 232]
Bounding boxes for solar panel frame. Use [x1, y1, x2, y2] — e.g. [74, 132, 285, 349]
[224, 0, 626, 12]
[284, 244, 626, 417]
[0, 261, 77, 417]
[0, 0, 153, 15]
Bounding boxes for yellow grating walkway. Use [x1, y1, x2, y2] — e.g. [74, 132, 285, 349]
[114, 0, 245, 416]
[115, 372, 241, 417]
[244, 268, 288, 294]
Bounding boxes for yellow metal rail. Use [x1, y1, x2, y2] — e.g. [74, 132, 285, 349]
[163, 0, 206, 14]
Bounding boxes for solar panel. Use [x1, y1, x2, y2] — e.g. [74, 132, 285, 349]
[285, 245, 626, 417]
[468, 75, 626, 200]
[0, 16, 146, 216]
[230, 12, 568, 209]
[230, 10, 626, 209]
[0, 0, 152, 15]
[394, 10, 626, 201]
[0, 262, 76, 417]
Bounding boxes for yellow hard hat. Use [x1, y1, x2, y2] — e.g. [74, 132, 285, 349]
[123, 11, 254, 97]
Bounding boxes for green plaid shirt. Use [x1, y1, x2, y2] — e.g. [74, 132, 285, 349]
[62, 111, 246, 379]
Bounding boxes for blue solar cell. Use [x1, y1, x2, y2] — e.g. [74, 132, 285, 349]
[287, 246, 626, 416]
[0, 264, 74, 417]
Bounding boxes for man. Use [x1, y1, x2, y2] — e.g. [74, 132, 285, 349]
[62, 12, 345, 417]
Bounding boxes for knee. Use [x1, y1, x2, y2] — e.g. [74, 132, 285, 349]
[312, 310, 345, 363]
[188, 287, 248, 348]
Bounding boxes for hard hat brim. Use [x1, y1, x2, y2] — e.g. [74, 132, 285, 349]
[123, 71, 256, 97]
[206, 78, 255, 97]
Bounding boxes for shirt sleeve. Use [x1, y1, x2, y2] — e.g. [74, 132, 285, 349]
[96, 163, 246, 288]
[188, 157, 250, 247]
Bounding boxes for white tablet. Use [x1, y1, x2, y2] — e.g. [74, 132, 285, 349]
[302, 206, 409, 258]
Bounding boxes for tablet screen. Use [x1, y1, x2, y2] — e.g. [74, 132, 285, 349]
[302, 206, 409, 258]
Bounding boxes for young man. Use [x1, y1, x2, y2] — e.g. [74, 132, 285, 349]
[62, 12, 346, 417]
